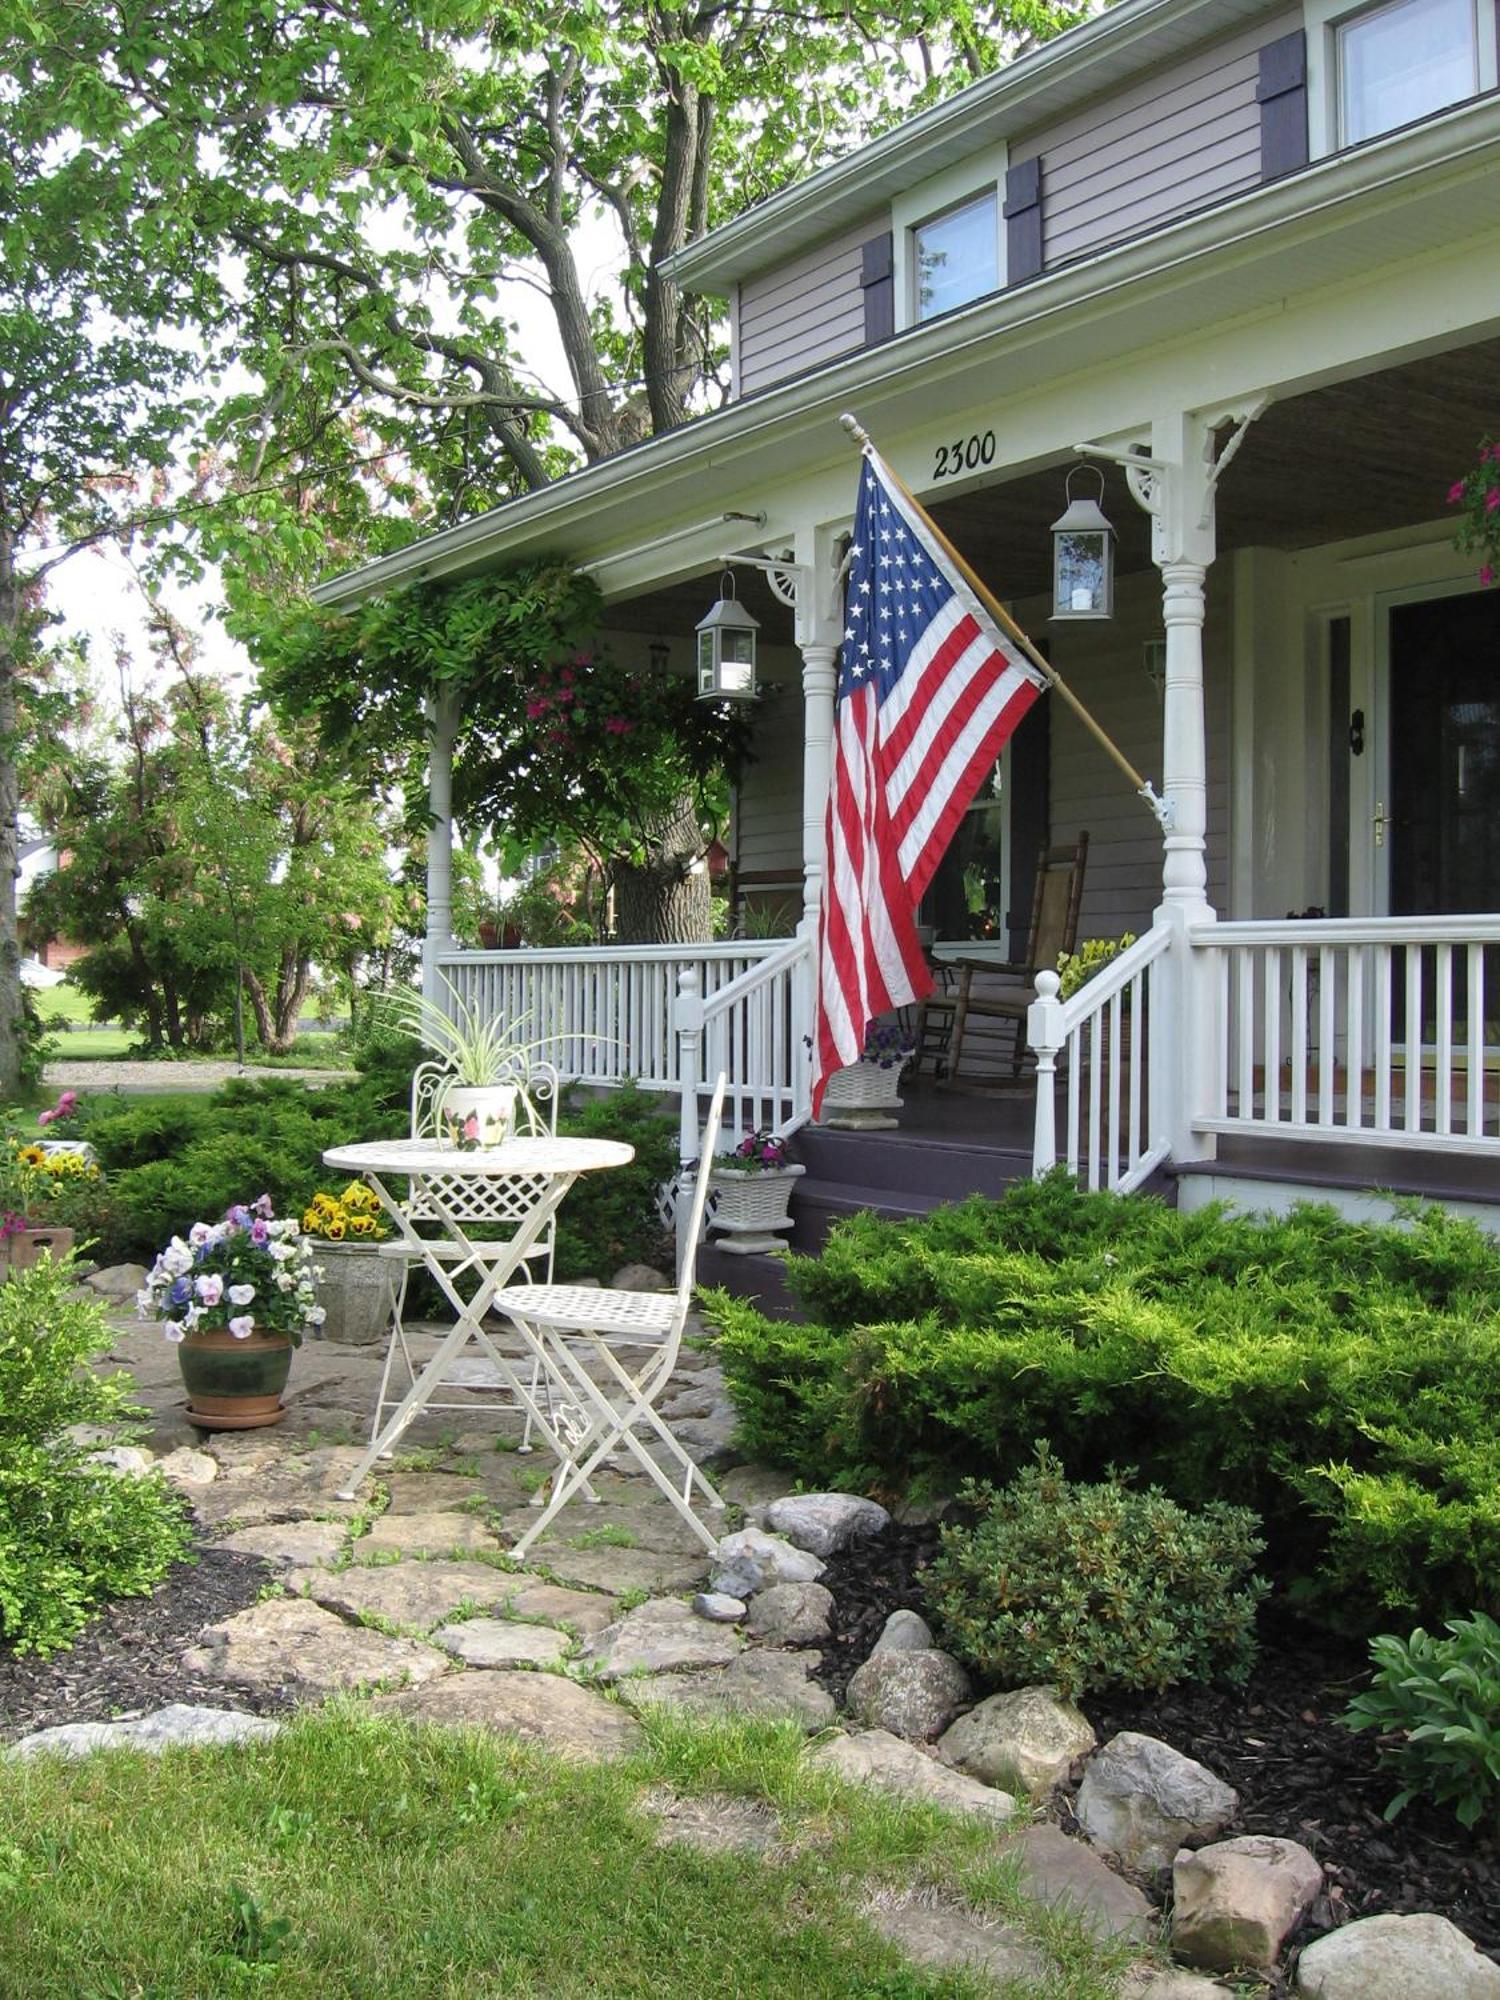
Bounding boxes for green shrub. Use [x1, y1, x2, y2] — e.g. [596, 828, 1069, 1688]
[925, 1449, 1268, 1700]
[0, 1257, 191, 1653]
[553, 1082, 676, 1282]
[1343, 1611, 1500, 1829]
[707, 1177, 1500, 1628]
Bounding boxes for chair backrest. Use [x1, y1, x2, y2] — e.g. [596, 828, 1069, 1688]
[673, 1073, 728, 1319]
[1025, 833, 1089, 971]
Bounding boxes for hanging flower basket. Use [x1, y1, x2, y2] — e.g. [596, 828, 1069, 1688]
[709, 1163, 806, 1256]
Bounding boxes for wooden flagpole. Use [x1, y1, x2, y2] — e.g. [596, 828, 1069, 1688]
[839, 413, 1170, 826]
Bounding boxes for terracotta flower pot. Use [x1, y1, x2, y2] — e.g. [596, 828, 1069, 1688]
[1, 1223, 76, 1279]
[177, 1325, 294, 1431]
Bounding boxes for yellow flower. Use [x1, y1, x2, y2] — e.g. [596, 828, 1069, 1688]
[325, 1219, 347, 1241]
[16, 1145, 45, 1167]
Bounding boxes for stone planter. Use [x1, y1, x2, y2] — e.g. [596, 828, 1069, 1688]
[177, 1325, 294, 1431]
[311, 1238, 397, 1347]
[1, 1223, 76, 1278]
[709, 1163, 806, 1256]
[819, 1056, 911, 1130]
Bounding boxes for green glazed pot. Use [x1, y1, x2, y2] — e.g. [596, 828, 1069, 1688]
[177, 1325, 293, 1431]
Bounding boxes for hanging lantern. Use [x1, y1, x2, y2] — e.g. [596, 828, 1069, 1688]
[1050, 464, 1116, 621]
[695, 571, 759, 702]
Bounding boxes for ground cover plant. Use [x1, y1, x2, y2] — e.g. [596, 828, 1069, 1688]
[0, 1258, 189, 1653]
[0, 1707, 1137, 2000]
[708, 1176, 1500, 1630]
[1343, 1610, 1500, 1830]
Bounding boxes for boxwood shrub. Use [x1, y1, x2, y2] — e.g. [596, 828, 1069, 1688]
[707, 1175, 1500, 1630]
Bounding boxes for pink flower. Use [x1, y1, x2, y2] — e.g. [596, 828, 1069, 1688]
[1449, 479, 1466, 503]
[603, 717, 633, 735]
[196, 1273, 224, 1304]
[526, 698, 550, 718]
[37, 1108, 55, 1126]
[1486, 488, 1500, 513]
[1481, 565, 1495, 587]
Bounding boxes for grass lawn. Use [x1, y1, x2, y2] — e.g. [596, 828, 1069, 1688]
[0, 1708, 1140, 2000]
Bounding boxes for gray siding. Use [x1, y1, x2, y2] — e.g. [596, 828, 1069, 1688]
[737, 220, 870, 397]
[732, 660, 805, 883]
[1014, 12, 1297, 271]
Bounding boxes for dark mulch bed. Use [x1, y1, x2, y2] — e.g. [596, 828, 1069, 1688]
[815, 1522, 1500, 1970]
[0, 1544, 290, 1747]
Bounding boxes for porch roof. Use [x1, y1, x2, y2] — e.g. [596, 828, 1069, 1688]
[311, 98, 1500, 613]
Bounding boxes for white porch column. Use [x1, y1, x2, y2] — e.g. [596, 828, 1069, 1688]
[792, 521, 846, 935]
[1160, 557, 1211, 915]
[422, 688, 461, 1004]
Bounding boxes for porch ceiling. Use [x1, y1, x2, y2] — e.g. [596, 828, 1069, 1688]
[601, 335, 1499, 635]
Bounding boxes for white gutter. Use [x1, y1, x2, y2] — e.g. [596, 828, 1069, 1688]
[312, 98, 1500, 609]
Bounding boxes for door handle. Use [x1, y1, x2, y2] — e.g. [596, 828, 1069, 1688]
[1372, 802, 1396, 848]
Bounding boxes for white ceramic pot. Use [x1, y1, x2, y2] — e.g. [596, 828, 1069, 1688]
[819, 1055, 910, 1129]
[439, 1082, 519, 1147]
[708, 1163, 806, 1256]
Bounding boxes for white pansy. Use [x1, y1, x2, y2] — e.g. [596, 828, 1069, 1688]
[275, 1271, 295, 1292]
[227, 1284, 256, 1306]
[162, 1322, 186, 1344]
[307, 1306, 326, 1327]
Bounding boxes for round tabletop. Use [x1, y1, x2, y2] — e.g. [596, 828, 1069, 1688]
[322, 1136, 634, 1177]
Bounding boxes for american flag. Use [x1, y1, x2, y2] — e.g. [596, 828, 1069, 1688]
[813, 446, 1048, 1116]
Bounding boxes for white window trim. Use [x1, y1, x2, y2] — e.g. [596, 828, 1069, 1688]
[891, 140, 1009, 334]
[1304, 0, 1497, 156]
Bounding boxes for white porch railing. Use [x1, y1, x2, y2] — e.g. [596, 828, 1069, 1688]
[1191, 915, 1500, 1152]
[1028, 927, 1173, 1193]
[436, 942, 788, 1094]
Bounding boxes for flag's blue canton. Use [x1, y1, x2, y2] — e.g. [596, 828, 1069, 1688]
[840, 459, 956, 705]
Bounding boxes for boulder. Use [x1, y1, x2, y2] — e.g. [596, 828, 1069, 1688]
[1172, 1835, 1322, 1971]
[610, 1263, 670, 1292]
[745, 1581, 835, 1646]
[9, 1705, 280, 1760]
[938, 1686, 1096, 1800]
[156, 1447, 218, 1487]
[872, 1608, 933, 1654]
[845, 1647, 972, 1742]
[709, 1527, 825, 1599]
[379, 1670, 644, 1762]
[762, 1493, 891, 1559]
[85, 1445, 154, 1478]
[692, 1591, 747, 1624]
[582, 1596, 743, 1680]
[84, 1262, 150, 1302]
[1294, 1913, 1500, 2000]
[1009, 1824, 1155, 1943]
[1075, 1732, 1238, 1874]
[812, 1729, 1017, 1827]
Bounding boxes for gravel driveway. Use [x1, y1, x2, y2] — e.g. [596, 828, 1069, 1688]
[45, 1060, 348, 1094]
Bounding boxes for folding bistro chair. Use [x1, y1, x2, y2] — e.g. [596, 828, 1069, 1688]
[368, 1058, 562, 1453]
[497, 1074, 728, 1558]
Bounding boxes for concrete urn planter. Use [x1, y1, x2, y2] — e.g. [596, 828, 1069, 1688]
[708, 1164, 806, 1256]
[819, 1057, 910, 1130]
[311, 1239, 396, 1347]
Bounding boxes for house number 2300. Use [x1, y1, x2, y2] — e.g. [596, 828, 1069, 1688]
[933, 430, 996, 479]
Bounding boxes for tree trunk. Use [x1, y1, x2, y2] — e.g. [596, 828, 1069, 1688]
[0, 539, 24, 1098]
[612, 796, 713, 944]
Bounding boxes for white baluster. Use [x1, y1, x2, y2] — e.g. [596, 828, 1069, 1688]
[674, 966, 705, 1274]
[1027, 971, 1065, 1177]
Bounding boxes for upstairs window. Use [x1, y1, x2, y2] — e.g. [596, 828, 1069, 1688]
[913, 191, 1000, 322]
[1337, 0, 1480, 141]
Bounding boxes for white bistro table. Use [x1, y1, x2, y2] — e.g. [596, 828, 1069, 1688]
[323, 1135, 633, 1500]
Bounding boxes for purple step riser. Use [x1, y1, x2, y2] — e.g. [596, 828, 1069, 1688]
[790, 1128, 1030, 1200]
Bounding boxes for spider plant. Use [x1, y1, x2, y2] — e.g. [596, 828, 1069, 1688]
[386, 979, 542, 1084]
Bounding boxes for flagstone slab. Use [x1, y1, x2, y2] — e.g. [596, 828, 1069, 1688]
[357, 1510, 504, 1559]
[378, 1670, 645, 1762]
[811, 1729, 1018, 1827]
[863, 1898, 1050, 1986]
[183, 1598, 450, 1698]
[494, 1501, 711, 1560]
[503, 1581, 618, 1637]
[432, 1619, 574, 1668]
[621, 1649, 836, 1733]
[292, 1559, 526, 1632]
[215, 1521, 352, 1571]
[377, 1470, 490, 1514]
[511, 1542, 709, 1595]
[581, 1597, 743, 1680]
[186, 1446, 370, 1529]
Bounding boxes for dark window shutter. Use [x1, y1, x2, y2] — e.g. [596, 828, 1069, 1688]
[1258, 30, 1309, 178]
[861, 232, 894, 345]
[1003, 156, 1043, 285]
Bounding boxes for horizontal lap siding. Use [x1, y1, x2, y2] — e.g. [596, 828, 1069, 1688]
[738, 222, 869, 395]
[734, 685, 805, 880]
[1016, 12, 1296, 270]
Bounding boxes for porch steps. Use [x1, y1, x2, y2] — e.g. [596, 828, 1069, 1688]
[1171, 1136, 1500, 1237]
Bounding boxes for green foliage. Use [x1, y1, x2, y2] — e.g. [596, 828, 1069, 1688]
[1343, 1611, 1500, 1829]
[0, 1258, 191, 1653]
[709, 1175, 1500, 1628]
[1055, 935, 1136, 1001]
[925, 1449, 1268, 1700]
[553, 1083, 676, 1282]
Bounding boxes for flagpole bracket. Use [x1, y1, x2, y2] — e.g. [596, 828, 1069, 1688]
[1140, 783, 1174, 830]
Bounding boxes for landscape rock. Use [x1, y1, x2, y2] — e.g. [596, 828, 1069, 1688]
[938, 1686, 1096, 1799]
[811, 1728, 1017, 1826]
[762, 1492, 891, 1558]
[863, 1899, 1048, 1986]
[846, 1646, 972, 1742]
[1119, 1971, 1231, 1999]
[610, 1263, 670, 1292]
[1294, 1912, 1500, 2000]
[1075, 1732, 1238, 1874]
[709, 1527, 825, 1599]
[668, 1402, 741, 1469]
[85, 1262, 150, 1301]
[503, 1580, 617, 1637]
[379, 1670, 644, 1762]
[692, 1591, 746, 1623]
[623, 1649, 836, 1732]
[294, 1559, 525, 1633]
[155, 1447, 218, 1486]
[582, 1596, 743, 1679]
[872, 1608, 933, 1654]
[1010, 1824, 1155, 1943]
[357, 1510, 502, 1559]
[432, 1619, 573, 1668]
[215, 1521, 350, 1571]
[8, 1705, 281, 1760]
[183, 1597, 450, 1698]
[86, 1445, 154, 1477]
[187, 1444, 369, 1528]
[745, 1580, 835, 1646]
[1173, 1834, 1322, 1971]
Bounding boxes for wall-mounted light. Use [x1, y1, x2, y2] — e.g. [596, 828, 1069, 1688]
[695, 571, 759, 702]
[648, 640, 670, 677]
[1050, 464, 1116, 621]
[1142, 639, 1167, 699]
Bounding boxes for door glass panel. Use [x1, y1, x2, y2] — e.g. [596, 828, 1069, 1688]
[923, 765, 1006, 940]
